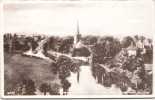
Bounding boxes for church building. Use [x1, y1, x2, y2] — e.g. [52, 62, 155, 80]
[72, 21, 91, 57]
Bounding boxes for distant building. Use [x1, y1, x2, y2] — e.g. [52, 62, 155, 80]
[127, 42, 137, 56]
[144, 39, 152, 49]
[72, 21, 90, 57]
[136, 40, 144, 49]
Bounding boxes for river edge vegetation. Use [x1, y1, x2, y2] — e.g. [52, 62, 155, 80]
[4, 33, 153, 95]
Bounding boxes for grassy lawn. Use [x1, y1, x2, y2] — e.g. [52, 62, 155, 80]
[4, 52, 60, 94]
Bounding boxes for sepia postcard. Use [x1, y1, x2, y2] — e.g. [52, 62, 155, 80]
[0, 0, 155, 99]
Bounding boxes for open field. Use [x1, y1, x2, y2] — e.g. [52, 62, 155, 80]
[4, 52, 60, 94]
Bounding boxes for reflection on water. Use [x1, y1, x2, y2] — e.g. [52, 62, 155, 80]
[67, 65, 122, 95]
[23, 37, 122, 95]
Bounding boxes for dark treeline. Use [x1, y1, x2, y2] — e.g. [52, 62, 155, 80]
[4, 33, 153, 95]
[4, 33, 153, 61]
[89, 35, 153, 94]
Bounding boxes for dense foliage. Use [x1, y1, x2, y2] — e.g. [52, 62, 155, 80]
[4, 33, 153, 95]
[91, 36, 121, 64]
[50, 55, 81, 94]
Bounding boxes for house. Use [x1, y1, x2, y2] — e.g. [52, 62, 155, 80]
[136, 40, 144, 49]
[127, 42, 137, 56]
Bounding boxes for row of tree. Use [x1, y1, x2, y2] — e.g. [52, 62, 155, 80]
[91, 48, 152, 94]
[50, 55, 81, 95]
[4, 33, 153, 95]
[4, 34, 153, 58]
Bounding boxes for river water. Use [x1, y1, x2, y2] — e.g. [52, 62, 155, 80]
[23, 39, 122, 95]
[67, 65, 122, 95]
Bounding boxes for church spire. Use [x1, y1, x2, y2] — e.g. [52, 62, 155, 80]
[76, 20, 81, 43]
[77, 20, 80, 35]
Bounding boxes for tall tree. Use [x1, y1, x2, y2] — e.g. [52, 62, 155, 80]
[121, 36, 135, 48]
[39, 83, 51, 95]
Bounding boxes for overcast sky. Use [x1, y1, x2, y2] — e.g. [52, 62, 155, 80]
[3, 0, 155, 38]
